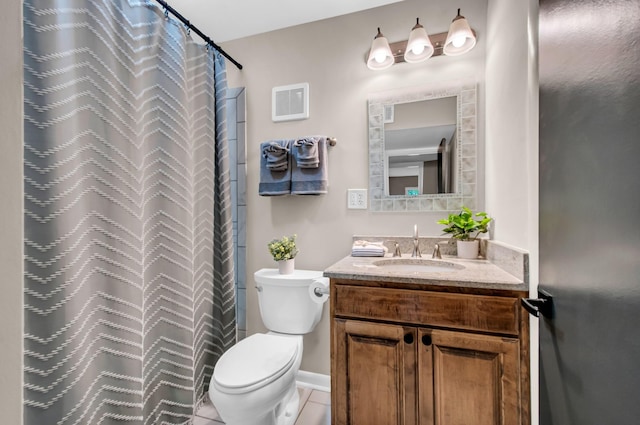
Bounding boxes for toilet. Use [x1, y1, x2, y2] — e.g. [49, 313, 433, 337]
[209, 269, 328, 425]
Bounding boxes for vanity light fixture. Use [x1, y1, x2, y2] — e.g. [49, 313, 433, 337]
[443, 8, 477, 56]
[404, 18, 434, 63]
[366, 9, 477, 70]
[366, 28, 394, 70]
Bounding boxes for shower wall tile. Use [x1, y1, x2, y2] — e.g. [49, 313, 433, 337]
[233, 245, 238, 281]
[229, 139, 238, 181]
[237, 123, 246, 163]
[227, 102, 237, 140]
[236, 288, 246, 330]
[227, 88, 247, 336]
[231, 181, 238, 222]
[237, 164, 246, 206]
[236, 88, 246, 122]
[236, 247, 246, 289]
[237, 205, 246, 248]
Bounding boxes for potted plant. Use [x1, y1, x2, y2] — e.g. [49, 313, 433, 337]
[437, 206, 492, 259]
[268, 234, 299, 274]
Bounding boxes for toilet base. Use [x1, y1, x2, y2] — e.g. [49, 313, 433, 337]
[218, 381, 300, 425]
[275, 383, 300, 425]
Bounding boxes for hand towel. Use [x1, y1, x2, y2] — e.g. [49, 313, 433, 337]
[291, 136, 328, 195]
[351, 240, 387, 257]
[293, 137, 319, 168]
[259, 139, 293, 196]
[263, 140, 290, 171]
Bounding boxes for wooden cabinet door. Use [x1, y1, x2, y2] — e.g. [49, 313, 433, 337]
[418, 329, 520, 425]
[333, 319, 417, 425]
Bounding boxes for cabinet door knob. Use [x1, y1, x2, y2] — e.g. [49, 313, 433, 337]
[404, 333, 414, 344]
[421, 335, 432, 346]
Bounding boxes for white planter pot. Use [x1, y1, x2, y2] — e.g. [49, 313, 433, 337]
[456, 240, 479, 259]
[277, 258, 295, 275]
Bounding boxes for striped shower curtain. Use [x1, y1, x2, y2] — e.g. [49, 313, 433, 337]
[23, 1, 236, 423]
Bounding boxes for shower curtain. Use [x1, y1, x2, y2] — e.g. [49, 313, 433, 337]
[23, 1, 236, 423]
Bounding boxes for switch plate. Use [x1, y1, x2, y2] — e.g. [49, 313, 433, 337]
[347, 189, 368, 209]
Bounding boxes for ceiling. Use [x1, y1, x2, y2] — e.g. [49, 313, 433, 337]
[167, 0, 404, 43]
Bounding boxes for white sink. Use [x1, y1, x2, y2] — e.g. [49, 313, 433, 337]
[372, 258, 464, 273]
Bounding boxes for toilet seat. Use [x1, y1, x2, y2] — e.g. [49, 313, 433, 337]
[213, 333, 299, 394]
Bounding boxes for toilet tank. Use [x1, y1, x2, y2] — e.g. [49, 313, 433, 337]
[254, 269, 327, 334]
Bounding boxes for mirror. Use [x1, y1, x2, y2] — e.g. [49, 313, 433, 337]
[385, 97, 457, 196]
[368, 82, 477, 212]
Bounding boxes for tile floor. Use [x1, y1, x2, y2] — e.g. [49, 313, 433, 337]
[193, 386, 330, 425]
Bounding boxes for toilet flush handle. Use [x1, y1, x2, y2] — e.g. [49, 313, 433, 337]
[255, 285, 263, 292]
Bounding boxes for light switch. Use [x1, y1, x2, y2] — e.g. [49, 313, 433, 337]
[347, 189, 367, 209]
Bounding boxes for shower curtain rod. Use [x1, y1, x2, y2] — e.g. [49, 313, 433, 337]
[155, 0, 243, 70]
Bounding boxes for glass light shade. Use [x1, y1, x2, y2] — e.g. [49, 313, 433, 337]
[404, 19, 434, 63]
[367, 28, 394, 70]
[443, 10, 476, 56]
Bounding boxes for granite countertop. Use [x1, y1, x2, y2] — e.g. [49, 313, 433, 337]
[323, 253, 528, 292]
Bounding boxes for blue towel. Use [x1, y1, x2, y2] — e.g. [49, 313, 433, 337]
[291, 137, 329, 195]
[293, 137, 319, 168]
[259, 140, 293, 196]
[263, 141, 290, 171]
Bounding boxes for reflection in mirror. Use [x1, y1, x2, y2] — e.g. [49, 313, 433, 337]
[384, 97, 457, 195]
[368, 81, 477, 212]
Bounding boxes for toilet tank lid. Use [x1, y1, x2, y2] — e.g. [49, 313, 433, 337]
[213, 333, 298, 389]
[254, 268, 323, 285]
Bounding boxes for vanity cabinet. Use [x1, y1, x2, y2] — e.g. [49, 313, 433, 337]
[330, 280, 530, 425]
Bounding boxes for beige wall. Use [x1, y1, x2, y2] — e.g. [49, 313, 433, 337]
[222, 0, 489, 375]
[485, 0, 538, 251]
[0, 0, 23, 422]
[485, 0, 539, 424]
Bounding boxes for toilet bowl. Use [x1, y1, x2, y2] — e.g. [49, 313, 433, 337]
[208, 269, 328, 425]
[209, 333, 303, 425]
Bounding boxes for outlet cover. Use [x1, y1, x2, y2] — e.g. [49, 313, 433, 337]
[347, 189, 368, 209]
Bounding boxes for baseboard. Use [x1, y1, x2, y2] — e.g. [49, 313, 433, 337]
[296, 370, 331, 392]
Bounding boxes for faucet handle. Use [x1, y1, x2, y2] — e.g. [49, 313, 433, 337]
[432, 243, 442, 259]
[432, 240, 449, 259]
[387, 240, 402, 257]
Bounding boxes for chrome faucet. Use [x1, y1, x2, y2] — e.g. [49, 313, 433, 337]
[412, 224, 421, 258]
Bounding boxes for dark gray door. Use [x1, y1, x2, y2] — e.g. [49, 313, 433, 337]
[538, 0, 640, 423]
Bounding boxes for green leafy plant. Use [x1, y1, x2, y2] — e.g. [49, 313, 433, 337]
[437, 206, 492, 241]
[268, 234, 299, 261]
